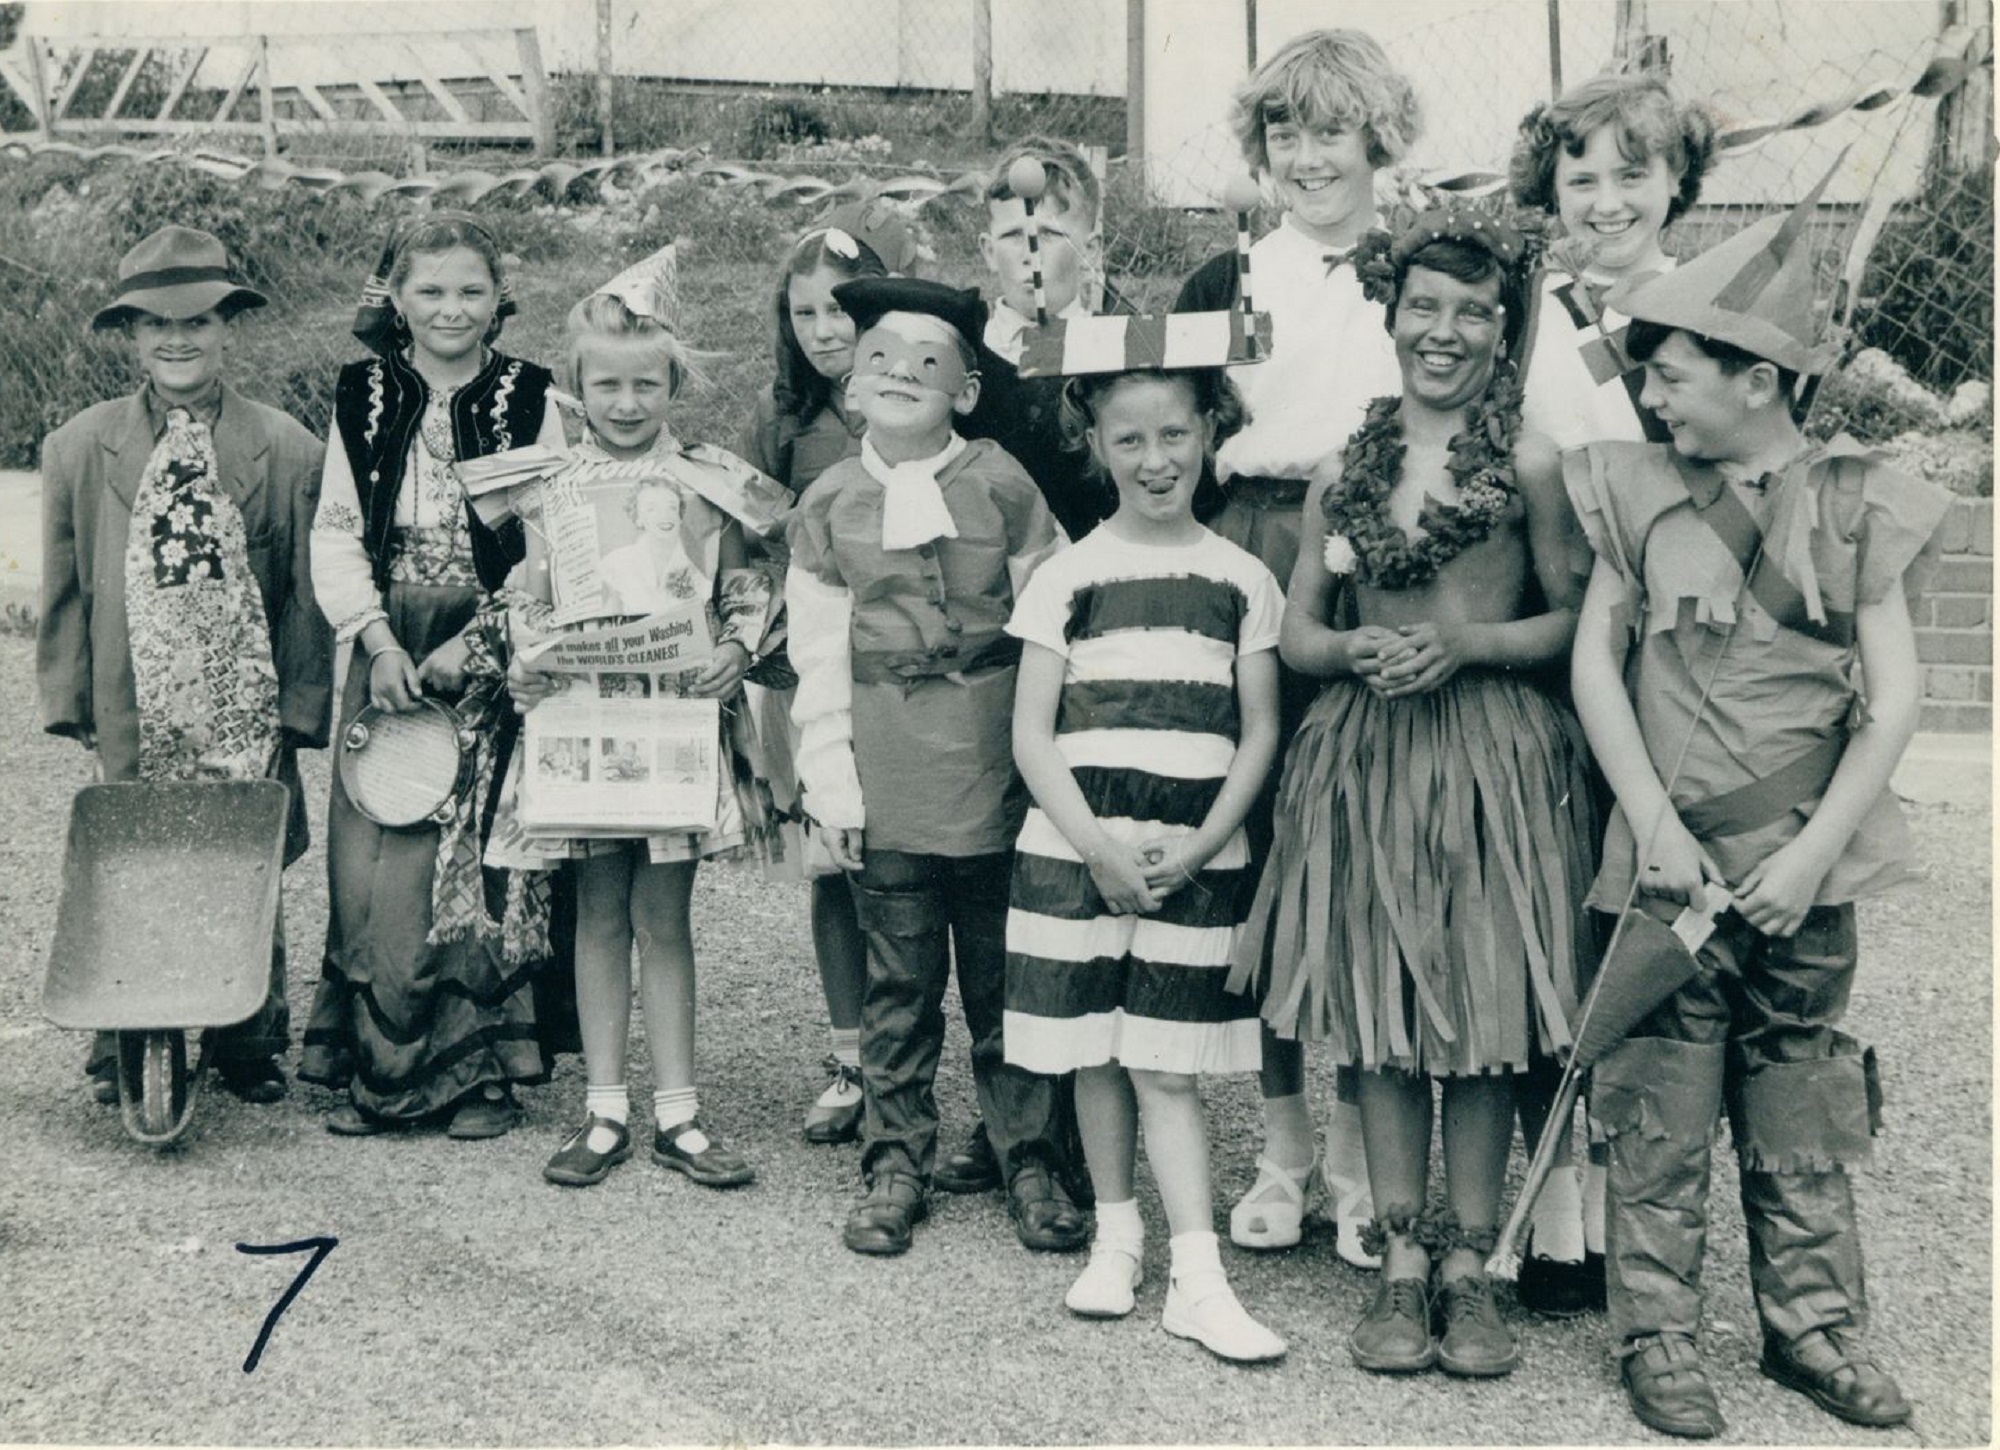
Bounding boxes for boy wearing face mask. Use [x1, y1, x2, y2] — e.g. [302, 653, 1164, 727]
[784, 278, 1083, 1259]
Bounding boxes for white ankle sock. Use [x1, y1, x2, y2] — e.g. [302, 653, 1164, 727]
[1530, 1164, 1587, 1262]
[1583, 1158, 1608, 1255]
[1169, 1229, 1224, 1280]
[1262, 1093, 1315, 1170]
[1095, 1198, 1144, 1257]
[830, 1027, 860, 1065]
[655, 1086, 707, 1152]
[584, 1085, 629, 1152]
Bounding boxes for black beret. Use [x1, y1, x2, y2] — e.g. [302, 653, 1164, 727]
[831, 277, 986, 347]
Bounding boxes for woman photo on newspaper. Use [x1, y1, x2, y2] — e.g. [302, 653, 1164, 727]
[486, 245, 794, 1191]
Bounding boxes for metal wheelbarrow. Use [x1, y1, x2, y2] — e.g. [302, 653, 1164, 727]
[42, 780, 289, 1147]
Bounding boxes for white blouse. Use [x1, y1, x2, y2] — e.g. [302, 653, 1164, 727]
[1216, 217, 1402, 485]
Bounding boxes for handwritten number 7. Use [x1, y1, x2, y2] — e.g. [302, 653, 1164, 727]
[236, 1236, 338, 1372]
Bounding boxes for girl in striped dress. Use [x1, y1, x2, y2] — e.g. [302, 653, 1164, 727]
[1003, 368, 1286, 1363]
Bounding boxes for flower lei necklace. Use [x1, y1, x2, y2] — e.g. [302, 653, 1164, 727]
[1321, 362, 1524, 591]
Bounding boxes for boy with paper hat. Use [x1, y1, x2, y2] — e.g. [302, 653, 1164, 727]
[1566, 182, 1952, 1437]
[783, 277, 1084, 1259]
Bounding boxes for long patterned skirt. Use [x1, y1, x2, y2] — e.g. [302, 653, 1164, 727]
[300, 581, 573, 1119]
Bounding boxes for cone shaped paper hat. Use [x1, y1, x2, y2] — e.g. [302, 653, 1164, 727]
[1608, 151, 1847, 376]
[596, 242, 680, 327]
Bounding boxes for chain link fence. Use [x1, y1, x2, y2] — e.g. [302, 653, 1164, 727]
[2, 0, 1991, 489]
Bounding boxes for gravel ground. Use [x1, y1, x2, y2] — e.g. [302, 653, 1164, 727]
[0, 633, 1988, 1447]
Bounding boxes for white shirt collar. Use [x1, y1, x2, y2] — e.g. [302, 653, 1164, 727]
[861, 433, 968, 551]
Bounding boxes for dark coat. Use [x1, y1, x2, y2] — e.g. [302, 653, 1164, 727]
[38, 385, 332, 793]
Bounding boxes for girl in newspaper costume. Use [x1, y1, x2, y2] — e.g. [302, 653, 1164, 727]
[490, 245, 792, 1188]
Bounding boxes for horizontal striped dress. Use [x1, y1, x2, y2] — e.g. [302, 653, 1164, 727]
[1003, 528, 1282, 1076]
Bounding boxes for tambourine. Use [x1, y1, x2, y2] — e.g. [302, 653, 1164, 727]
[339, 699, 477, 828]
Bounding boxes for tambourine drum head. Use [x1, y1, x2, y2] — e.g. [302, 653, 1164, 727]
[340, 704, 466, 828]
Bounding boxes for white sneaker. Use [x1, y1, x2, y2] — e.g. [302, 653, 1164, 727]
[1065, 1246, 1142, 1318]
[1163, 1272, 1287, 1362]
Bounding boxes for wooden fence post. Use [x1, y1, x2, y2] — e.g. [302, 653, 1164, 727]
[257, 35, 277, 156]
[971, 0, 994, 145]
[1934, 0, 1996, 180]
[596, 0, 614, 157]
[516, 26, 554, 156]
[1125, 0, 1144, 193]
[26, 37, 52, 142]
[1546, 0, 1562, 97]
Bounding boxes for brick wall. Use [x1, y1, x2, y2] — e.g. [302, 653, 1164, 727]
[1917, 497, 1993, 731]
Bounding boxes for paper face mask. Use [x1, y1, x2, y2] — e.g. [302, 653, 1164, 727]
[852, 318, 970, 397]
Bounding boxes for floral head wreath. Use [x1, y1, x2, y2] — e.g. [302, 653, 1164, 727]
[1350, 205, 1532, 310]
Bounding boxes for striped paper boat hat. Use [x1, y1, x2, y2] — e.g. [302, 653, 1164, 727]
[1016, 309, 1273, 379]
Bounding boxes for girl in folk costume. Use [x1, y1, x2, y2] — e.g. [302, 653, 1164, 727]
[1233, 209, 1597, 1378]
[1173, 28, 1425, 1269]
[1504, 73, 1715, 1316]
[38, 226, 331, 1107]
[305, 213, 569, 1139]
[1003, 352, 1287, 1363]
[736, 201, 925, 1145]
[498, 248, 791, 1188]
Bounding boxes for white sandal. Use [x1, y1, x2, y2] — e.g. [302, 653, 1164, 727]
[1229, 1153, 1322, 1250]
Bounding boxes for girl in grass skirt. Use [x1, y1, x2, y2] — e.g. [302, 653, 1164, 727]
[1232, 208, 1596, 1379]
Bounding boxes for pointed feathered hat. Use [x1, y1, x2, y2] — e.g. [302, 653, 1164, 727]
[1607, 153, 1847, 377]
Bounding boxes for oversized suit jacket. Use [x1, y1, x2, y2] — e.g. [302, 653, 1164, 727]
[37, 384, 333, 788]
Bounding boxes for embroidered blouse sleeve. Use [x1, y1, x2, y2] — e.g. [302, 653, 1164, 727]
[309, 433, 385, 644]
[785, 485, 863, 831]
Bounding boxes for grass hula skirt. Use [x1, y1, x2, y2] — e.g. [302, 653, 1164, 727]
[1231, 670, 1595, 1076]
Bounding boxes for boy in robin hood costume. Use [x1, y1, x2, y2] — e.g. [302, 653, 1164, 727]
[1567, 181, 1951, 1438]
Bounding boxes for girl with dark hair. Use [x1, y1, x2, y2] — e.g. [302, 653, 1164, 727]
[1234, 210, 1596, 1379]
[1512, 73, 1717, 451]
[1508, 70, 1717, 1314]
[306, 212, 569, 1139]
[735, 201, 923, 1144]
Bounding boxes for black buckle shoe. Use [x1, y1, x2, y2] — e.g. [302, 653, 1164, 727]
[1006, 1162, 1088, 1252]
[543, 1116, 634, 1186]
[1760, 1329, 1912, 1428]
[932, 1121, 1002, 1194]
[1622, 1334, 1726, 1439]
[843, 1172, 928, 1256]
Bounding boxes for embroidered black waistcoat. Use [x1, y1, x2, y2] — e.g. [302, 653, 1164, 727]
[333, 348, 553, 593]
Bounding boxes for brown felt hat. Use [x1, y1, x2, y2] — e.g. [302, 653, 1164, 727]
[91, 226, 267, 332]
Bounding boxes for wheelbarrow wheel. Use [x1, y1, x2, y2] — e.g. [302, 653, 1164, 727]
[117, 1029, 193, 1146]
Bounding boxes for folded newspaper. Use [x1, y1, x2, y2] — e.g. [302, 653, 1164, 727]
[516, 597, 723, 836]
